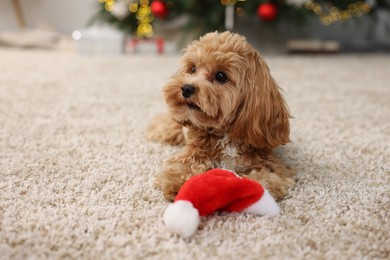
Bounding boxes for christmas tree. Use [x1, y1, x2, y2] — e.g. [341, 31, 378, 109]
[91, 0, 390, 38]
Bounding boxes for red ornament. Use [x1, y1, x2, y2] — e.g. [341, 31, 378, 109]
[151, 1, 168, 19]
[257, 3, 278, 22]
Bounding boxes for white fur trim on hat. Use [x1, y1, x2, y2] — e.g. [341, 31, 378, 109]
[163, 200, 200, 238]
[242, 189, 280, 216]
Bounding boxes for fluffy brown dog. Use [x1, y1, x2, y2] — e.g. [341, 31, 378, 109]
[147, 31, 295, 201]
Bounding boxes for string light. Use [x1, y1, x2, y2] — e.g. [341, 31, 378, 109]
[129, 3, 138, 13]
[99, 0, 154, 38]
[102, 0, 115, 11]
[236, 7, 245, 16]
[305, 1, 372, 26]
[220, 0, 237, 5]
[135, 1, 154, 37]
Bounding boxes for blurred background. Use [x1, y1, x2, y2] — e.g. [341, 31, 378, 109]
[1, 0, 390, 54]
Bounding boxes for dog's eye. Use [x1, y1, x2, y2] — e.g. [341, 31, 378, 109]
[191, 65, 196, 74]
[215, 72, 228, 83]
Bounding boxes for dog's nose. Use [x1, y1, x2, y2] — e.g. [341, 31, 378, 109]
[181, 84, 196, 98]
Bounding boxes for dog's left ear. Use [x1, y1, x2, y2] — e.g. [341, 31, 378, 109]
[230, 52, 291, 149]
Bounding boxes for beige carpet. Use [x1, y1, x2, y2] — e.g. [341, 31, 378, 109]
[0, 48, 389, 259]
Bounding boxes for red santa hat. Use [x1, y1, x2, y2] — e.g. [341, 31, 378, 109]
[163, 168, 280, 238]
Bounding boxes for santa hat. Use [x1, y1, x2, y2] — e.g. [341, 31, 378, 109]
[163, 168, 280, 238]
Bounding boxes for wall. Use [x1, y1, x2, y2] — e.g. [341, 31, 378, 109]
[0, 0, 96, 34]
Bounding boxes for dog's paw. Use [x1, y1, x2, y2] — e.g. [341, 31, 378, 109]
[146, 113, 185, 146]
[154, 170, 185, 202]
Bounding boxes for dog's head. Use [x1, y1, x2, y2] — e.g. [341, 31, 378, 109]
[163, 31, 290, 149]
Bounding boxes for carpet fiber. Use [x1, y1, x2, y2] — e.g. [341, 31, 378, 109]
[1, 49, 389, 259]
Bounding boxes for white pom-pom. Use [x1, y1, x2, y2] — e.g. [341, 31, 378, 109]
[242, 189, 280, 216]
[163, 200, 200, 238]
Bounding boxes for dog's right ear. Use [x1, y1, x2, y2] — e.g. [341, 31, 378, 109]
[229, 52, 291, 149]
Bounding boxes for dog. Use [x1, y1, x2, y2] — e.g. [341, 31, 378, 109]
[147, 31, 295, 202]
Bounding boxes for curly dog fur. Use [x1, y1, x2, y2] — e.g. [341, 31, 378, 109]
[147, 31, 295, 201]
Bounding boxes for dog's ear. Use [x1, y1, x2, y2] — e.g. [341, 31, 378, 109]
[229, 52, 290, 149]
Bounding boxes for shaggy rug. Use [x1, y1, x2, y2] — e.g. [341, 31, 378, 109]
[0, 48, 389, 259]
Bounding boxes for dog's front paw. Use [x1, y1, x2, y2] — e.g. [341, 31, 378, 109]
[154, 169, 187, 202]
[146, 113, 185, 146]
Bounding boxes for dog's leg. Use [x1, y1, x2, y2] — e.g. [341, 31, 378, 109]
[243, 153, 296, 201]
[154, 163, 193, 201]
[146, 113, 185, 146]
[154, 153, 213, 201]
[245, 168, 295, 201]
